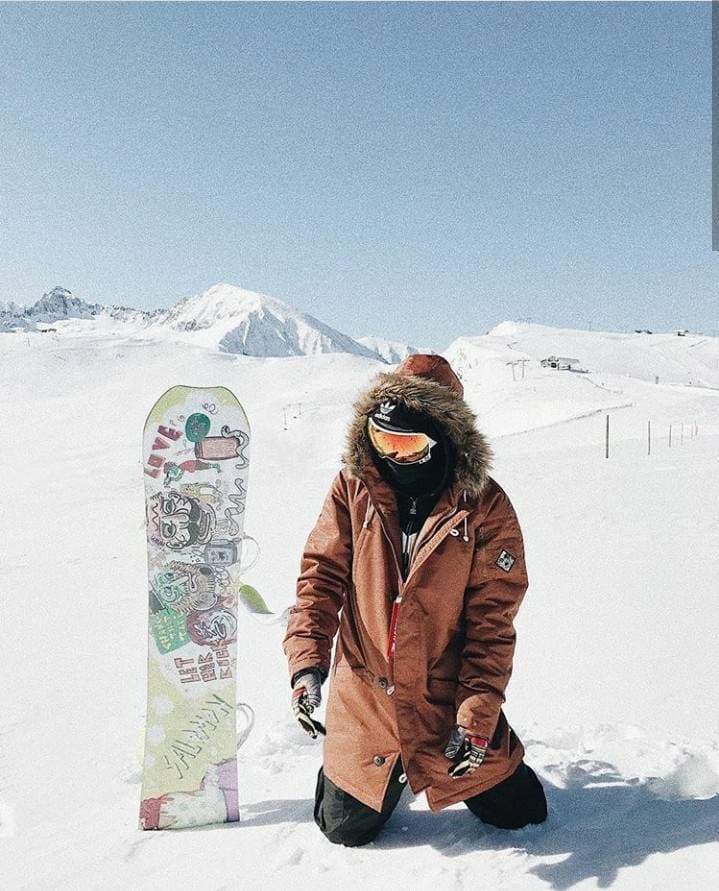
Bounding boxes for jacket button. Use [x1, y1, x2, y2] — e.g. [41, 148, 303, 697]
[378, 676, 388, 689]
[373, 754, 386, 766]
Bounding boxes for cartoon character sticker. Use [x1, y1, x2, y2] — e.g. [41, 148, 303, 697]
[148, 490, 216, 551]
[186, 607, 237, 647]
[151, 562, 219, 613]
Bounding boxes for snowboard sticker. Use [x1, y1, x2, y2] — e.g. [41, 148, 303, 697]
[139, 386, 254, 830]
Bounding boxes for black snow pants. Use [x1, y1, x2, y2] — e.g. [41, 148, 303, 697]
[314, 758, 548, 847]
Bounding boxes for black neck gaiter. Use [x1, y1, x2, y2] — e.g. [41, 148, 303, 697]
[380, 436, 449, 498]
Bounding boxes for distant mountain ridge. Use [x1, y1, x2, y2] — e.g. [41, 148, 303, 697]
[0, 286, 156, 330]
[1, 286, 100, 329]
[0, 283, 397, 362]
[7, 285, 711, 385]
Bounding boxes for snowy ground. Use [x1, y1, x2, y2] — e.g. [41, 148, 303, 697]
[2, 327, 719, 889]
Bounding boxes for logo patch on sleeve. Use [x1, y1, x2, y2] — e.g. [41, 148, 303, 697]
[496, 549, 516, 572]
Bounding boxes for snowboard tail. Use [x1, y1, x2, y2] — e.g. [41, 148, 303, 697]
[139, 386, 250, 830]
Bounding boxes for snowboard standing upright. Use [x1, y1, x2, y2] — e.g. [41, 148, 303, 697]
[139, 386, 251, 830]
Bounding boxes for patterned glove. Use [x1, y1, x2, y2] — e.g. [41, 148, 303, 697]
[291, 668, 326, 739]
[444, 725, 489, 778]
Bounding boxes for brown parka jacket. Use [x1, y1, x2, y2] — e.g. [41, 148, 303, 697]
[282, 354, 529, 813]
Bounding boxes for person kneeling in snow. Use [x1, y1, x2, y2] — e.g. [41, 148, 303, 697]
[282, 354, 547, 846]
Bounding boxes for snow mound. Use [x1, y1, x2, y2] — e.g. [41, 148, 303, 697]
[487, 320, 531, 338]
[647, 748, 719, 800]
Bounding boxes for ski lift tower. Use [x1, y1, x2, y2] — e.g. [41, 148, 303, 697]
[506, 359, 530, 381]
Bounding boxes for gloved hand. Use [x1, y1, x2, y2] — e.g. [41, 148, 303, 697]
[291, 668, 326, 739]
[444, 725, 489, 778]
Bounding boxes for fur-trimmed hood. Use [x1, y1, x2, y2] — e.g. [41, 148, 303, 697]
[342, 355, 494, 501]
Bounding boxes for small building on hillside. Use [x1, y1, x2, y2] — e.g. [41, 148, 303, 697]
[540, 355, 581, 371]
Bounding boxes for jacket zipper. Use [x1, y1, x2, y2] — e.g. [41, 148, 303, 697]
[401, 497, 417, 578]
[374, 507, 404, 686]
[375, 499, 467, 686]
[403, 504, 462, 588]
[387, 594, 402, 681]
[388, 497, 416, 682]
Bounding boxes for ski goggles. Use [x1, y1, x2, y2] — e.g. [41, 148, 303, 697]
[367, 416, 437, 464]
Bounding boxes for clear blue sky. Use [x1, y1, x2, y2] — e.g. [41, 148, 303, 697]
[1, 2, 716, 348]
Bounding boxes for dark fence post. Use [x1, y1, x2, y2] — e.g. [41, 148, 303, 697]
[605, 414, 610, 459]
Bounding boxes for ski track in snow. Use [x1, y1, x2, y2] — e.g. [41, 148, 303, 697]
[2, 327, 719, 889]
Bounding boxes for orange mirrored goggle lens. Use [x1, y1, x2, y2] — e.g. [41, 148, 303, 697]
[367, 417, 435, 463]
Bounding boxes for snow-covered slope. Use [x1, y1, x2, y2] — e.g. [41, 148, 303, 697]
[3, 329, 718, 889]
[472, 320, 719, 388]
[355, 335, 427, 363]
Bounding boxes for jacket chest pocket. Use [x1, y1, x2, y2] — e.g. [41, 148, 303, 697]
[411, 540, 473, 620]
[413, 520, 475, 581]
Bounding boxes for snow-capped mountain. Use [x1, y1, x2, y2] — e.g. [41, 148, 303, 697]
[2, 283, 388, 361]
[30, 286, 99, 322]
[152, 283, 383, 360]
[355, 335, 428, 364]
[0, 285, 156, 332]
[0, 286, 99, 330]
[0, 302, 28, 332]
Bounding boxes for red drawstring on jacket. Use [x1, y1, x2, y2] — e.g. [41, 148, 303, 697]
[387, 595, 402, 674]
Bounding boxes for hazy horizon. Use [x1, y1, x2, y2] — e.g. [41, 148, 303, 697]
[5, 280, 716, 347]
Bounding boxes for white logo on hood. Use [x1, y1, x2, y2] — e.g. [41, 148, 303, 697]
[375, 401, 396, 422]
